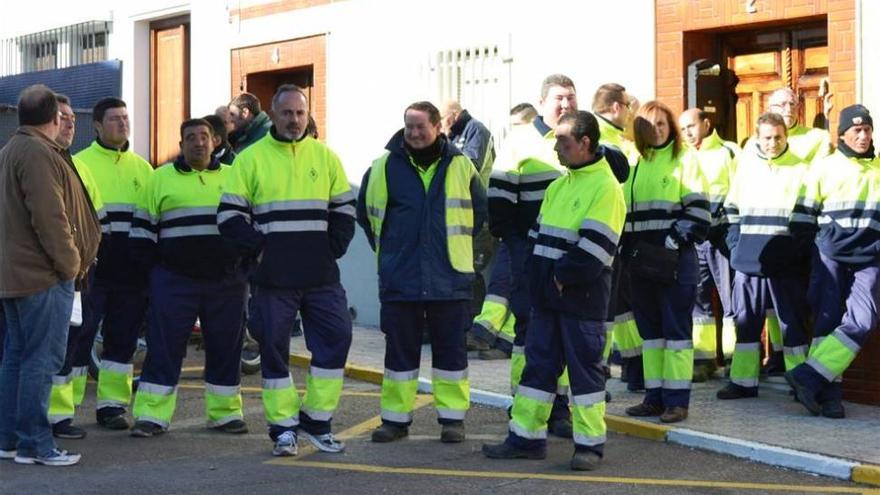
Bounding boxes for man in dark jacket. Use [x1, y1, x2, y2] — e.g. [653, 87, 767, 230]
[203, 114, 237, 165]
[440, 100, 495, 181]
[228, 92, 272, 153]
[0, 84, 101, 467]
[440, 102, 496, 352]
[358, 101, 487, 444]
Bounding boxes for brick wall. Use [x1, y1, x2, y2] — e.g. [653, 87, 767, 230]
[842, 331, 880, 405]
[655, 0, 854, 136]
[656, 0, 877, 406]
[230, 34, 327, 140]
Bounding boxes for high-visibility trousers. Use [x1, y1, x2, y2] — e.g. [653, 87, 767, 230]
[379, 300, 470, 427]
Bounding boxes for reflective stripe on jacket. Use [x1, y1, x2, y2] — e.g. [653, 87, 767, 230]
[218, 129, 355, 289]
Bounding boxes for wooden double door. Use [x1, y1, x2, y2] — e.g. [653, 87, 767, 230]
[718, 22, 828, 145]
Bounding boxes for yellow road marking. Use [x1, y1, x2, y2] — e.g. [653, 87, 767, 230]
[175, 383, 381, 397]
[268, 394, 435, 462]
[267, 460, 878, 494]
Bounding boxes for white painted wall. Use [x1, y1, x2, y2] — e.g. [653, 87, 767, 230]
[220, 0, 656, 182]
[2, 0, 657, 326]
[213, 0, 657, 325]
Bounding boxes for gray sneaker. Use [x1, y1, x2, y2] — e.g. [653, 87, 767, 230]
[299, 430, 345, 453]
[272, 431, 298, 457]
[15, 448, 81, 466]
[0, 448, 16, 460]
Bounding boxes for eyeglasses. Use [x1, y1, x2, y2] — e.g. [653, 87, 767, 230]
[59, 113, 76, 123]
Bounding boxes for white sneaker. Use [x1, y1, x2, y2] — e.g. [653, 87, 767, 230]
[272, 431, 298, 457]
[0, 448, 16, 460]
[15, 448, 81, 466]
[299, 430, 345, 453]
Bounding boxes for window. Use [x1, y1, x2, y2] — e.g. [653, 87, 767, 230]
[429, 44, 512, 147]
[80, 32, 107, 63]
[33, 40, 57, 71]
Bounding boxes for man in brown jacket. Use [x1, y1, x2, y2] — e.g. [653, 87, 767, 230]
[0, 84, 100, 467]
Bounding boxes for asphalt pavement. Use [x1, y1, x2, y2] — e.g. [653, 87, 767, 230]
[1, 345, 875, 495]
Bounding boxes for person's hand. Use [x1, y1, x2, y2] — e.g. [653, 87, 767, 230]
[824, 92, 834, 115]
[664, 235, 680, 250]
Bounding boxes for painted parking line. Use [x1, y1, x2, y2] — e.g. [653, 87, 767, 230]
[269, 460, 880, 494]
[174, 383, 382, 397]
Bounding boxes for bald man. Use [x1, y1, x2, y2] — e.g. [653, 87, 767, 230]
[440, 101, 494, 182]
[440, 100, 497, 355]
[679, 108, 739, 382]
[743, 88, 832, 164]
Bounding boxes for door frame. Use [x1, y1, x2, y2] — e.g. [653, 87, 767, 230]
[150, 15, 190, 165]
[718, 20, 828, 144]
[657, 0, 856, 137]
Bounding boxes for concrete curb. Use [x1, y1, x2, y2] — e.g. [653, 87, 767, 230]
[667, 428, 856, 480]
[289, 354, 880, 487]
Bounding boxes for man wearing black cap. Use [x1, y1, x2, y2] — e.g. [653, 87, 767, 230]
[787, 104, 879, 419]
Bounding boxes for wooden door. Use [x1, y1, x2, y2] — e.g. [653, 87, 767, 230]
[723, 24, 828, 146]
[150, 21, 189, 166]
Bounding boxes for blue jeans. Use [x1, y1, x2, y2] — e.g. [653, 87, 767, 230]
[0, 304, 5, 362]
[0, 280, 75, 457]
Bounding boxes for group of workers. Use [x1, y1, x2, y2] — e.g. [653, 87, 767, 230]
[0, 71, 877, 472]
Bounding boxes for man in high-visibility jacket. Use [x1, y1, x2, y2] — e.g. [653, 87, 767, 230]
[128, 119, 249, 437]
[679, 108, 739, 381]
[218, 84, 355, 457]
[488, 74, 578, 437]
[592, 83, 642, 390]
[483, 110, 625, 470]
[743, 88, 833, 373]
[357, 101, 487, 444]
[469, 105, 538, 360]
[787, 105, 879, 419]
[46, 94, 108, 440]
[75, 97, 154, 430]
[440, 100, 498, 355]
[717, 112, 812, 400]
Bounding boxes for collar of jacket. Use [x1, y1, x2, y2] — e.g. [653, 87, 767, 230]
[565, 147, 606, 172]
[213, 142, 234, 159]
[173, 153, 221, 173]
[449, 109, 472, 137]
[243, 112, 271, 138]
[754, 143, 798, 163]
[267, 125, 309, 146]
[644, 136, 676, 162]
[17, 126, 64, 152]
[533, 116, 553, 137]
[698, 129, 725, 150]
[597, 113, 624, 132]
[837, 138, 876, 159]
[96, 136, 130, 152]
